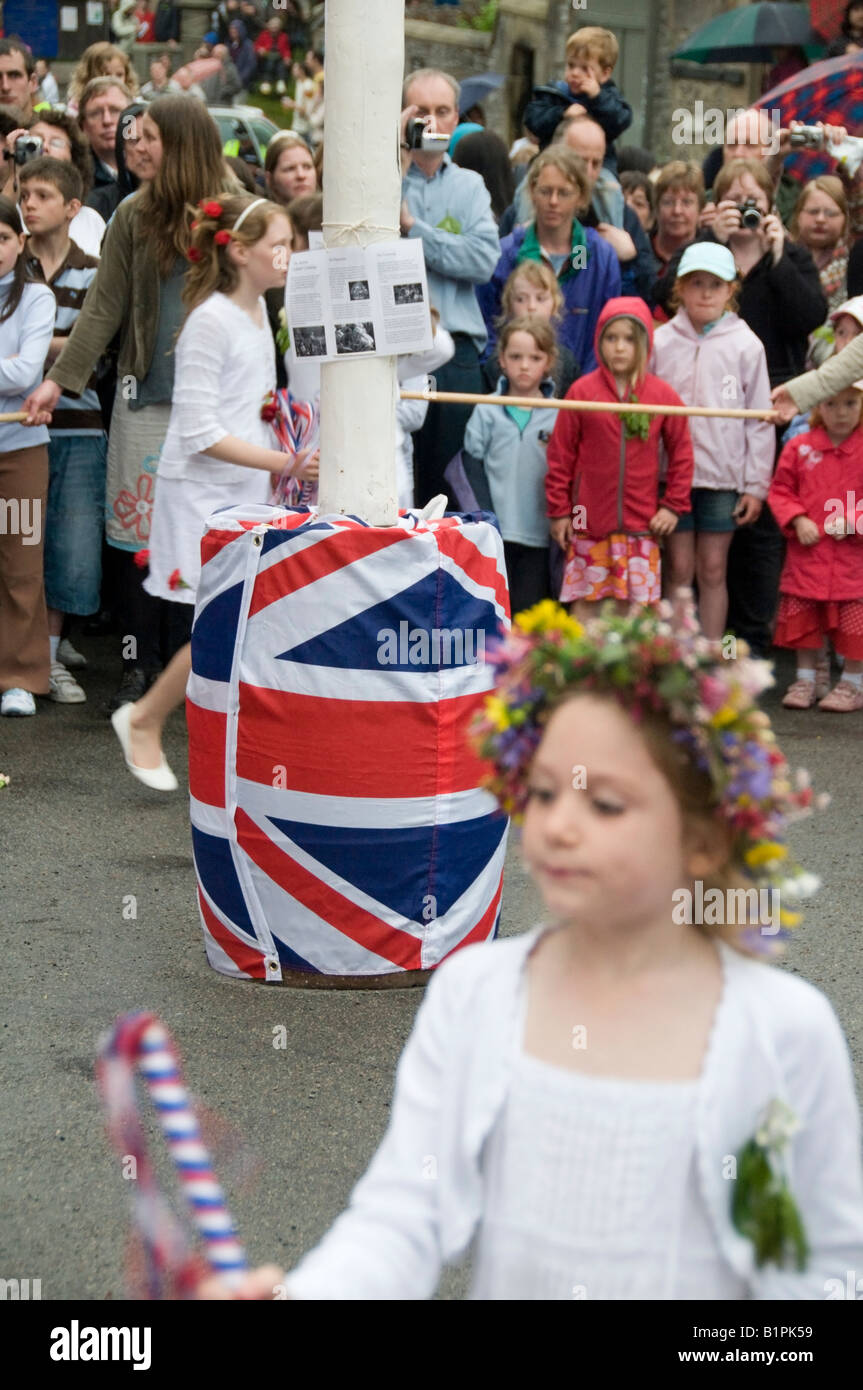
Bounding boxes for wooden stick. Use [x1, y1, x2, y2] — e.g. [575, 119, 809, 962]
[0, 411, 28, 423]
[399, 389, 778, 422]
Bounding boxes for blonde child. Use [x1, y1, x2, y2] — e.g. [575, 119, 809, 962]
[652, 243, 774, 639]
[110, 194, 317, 789]
[546, 295, 694, 614]
[482, 261, 579, 397]
[770, 382, 863, 712]
[464, 317, 558, 613]
[523, 27, 632, 174]
[200, 597, 863, 1299]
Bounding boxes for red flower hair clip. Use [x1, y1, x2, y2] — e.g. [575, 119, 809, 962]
[187, 246, 202, 262]
[199, 199, 223, 218]
[214, 229, 232, 246]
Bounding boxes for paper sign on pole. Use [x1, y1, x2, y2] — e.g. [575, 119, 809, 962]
[285, 239, 432, 365]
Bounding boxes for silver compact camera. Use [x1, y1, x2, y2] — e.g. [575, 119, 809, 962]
[13, 134, 44, 165]
[788, 125, 826, 151]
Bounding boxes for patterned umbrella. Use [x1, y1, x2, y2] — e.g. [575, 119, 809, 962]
[673, 2, 825, 62]
[754, 49, 863, 176]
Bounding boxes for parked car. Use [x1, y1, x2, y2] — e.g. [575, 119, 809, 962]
[209, 106, 281, 167]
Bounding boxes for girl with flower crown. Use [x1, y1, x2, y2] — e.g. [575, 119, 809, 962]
[109, 193, 318, 791]
[198, 597, 863, 1300]
[546, 296, 695, 615]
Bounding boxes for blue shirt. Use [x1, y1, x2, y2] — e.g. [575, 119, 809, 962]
[402, 155, 500, 354]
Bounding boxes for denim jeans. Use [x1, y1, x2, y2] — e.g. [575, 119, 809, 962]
[43, 434, 107, 616]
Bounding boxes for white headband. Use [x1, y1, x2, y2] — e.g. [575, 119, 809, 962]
[232, 197, 268, 233]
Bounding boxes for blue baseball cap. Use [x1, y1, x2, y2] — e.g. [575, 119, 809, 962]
[677, 242, 737, 282]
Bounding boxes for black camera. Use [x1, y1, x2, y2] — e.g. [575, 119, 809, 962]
[404, 118, 450, 154]
[13, 134, 43, 166]
[737, 197, 762, 230]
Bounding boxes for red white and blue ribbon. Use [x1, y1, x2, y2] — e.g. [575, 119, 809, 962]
[97, 1012, 247, 1297]
[269, 389, 319, 508]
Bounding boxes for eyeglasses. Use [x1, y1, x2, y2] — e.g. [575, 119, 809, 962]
[533, 185, 579, 200]
[43, 137, 71, 153]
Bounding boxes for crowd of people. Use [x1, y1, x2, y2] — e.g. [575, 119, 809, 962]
[5, 12, 863, 1309]
[1, 16, 863, 742]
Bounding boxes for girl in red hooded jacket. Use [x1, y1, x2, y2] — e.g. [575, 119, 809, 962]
[769, 383, 863, 713]
[546, 297, 694, 613]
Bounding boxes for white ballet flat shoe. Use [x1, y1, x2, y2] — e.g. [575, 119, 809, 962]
[111, 702, 178, 792]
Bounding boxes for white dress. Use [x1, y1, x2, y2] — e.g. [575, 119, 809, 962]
[145, 293, 274, 603]
[469, 986, 748, 1301]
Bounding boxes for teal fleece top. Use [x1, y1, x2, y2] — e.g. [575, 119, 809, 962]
[463, 376, 558, 547]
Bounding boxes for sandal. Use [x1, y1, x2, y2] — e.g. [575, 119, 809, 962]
[818, 680, 863, 713]
[782, 678, 817, 710]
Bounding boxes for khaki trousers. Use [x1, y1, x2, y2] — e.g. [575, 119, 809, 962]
[0, 444, 50, 694]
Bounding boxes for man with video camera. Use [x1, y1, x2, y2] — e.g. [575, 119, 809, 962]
[399, 68, 499, 507]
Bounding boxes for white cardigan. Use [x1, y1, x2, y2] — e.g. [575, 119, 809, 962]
[286, 928, 863, 1300]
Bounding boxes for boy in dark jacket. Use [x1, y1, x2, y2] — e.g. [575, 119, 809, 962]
[523, 26, 632, 174]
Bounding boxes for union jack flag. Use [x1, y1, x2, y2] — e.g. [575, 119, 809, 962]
[188, 504, 510, 981]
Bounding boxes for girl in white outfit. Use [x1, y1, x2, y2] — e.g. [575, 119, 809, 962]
[200, 597, 863, 1300]
[111, 193, 317, 790]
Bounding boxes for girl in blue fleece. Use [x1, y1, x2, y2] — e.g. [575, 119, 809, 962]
[463, 317, 558, 615]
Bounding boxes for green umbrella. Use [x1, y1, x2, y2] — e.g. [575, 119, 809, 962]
[673, 2, 825, 64]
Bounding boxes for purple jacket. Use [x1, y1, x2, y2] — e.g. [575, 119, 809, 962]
[476, 222, 621, 372]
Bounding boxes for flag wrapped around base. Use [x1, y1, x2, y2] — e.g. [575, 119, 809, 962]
[188, 504, 510, 983]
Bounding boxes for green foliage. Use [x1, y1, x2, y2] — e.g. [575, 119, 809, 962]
[732, 1138, 809, 1272]
[458, 1, 499, 33]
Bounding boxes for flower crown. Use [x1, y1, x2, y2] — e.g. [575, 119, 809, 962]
[471, 594, 826, 955]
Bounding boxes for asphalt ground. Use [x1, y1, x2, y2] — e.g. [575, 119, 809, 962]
[1, 634, 861, 1301]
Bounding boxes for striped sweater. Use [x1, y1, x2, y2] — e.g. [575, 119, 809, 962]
[25, 239, 104, 435]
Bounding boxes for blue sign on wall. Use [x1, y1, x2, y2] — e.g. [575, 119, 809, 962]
[4, 1, 59, 59]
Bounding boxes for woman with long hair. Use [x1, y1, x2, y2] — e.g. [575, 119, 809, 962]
[24, 97, 233, 713]
[789, 175, 852, 315]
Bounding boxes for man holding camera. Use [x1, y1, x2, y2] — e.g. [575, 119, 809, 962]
[400, 68, 500, 507]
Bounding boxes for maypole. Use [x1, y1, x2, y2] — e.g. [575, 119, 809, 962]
[316, 0, 403, 525]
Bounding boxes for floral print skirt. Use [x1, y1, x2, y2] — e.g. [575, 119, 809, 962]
[105, 387, 172, 552]
[559, 533, 662, 606]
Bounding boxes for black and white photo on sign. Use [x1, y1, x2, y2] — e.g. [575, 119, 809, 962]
[393, 282, 424, 306]
[335, 321, 376, 355]
[348, 280, 371, 301]
[294, 324, 328, 358]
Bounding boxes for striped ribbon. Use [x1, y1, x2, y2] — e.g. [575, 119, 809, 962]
[97, 1012, 247, 1298]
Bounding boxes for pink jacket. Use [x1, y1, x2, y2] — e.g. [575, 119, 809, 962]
[651, 310, 775, 499]
[769, 425, 863, 601]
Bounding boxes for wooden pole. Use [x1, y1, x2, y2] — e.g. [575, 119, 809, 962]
[0, 412, 27, 422]
[399, 390, 778, 422]
[316, 0, 402, 526]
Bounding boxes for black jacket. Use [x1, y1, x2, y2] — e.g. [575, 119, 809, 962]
[651, 230, 827, 386]
[523, 79, 632, 170]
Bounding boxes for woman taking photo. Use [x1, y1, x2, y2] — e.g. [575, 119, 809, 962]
[24, 96, 234, 713]
[264, 132, 317, 206]
[478, 146, 620, 372]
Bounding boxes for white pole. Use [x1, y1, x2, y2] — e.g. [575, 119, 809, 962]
[316, 0, 403, 526]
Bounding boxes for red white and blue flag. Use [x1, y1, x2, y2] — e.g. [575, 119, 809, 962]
[188, 505, 510, 981]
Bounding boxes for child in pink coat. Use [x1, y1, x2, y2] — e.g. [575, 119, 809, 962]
[651, 243, 774, 639]
[769, 382, 863, 712]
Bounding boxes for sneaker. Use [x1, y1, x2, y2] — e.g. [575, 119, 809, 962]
[275, 79, 286, 94]
[818, 679, 863, 712]
[1, 687, 36, 716]
[105, 666, 148, 716]
[782, 678, 817, 710]
[57, 637, 86, 669]
[259, 81, 272, 94]
[49, 661, 86, 704]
